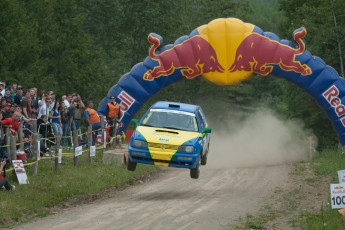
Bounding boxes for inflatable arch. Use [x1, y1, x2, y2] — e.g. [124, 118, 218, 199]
[98, 18, 345, 145]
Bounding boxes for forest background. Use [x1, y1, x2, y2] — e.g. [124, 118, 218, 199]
[1, 0, 344, 149]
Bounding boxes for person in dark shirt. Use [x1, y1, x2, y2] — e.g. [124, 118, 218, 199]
[14, 85, 23, 106]
[0, 160, 15, 191]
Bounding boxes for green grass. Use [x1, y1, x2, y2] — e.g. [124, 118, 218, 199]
[230, 149, 345, 229]
[0, 149, 158, 228]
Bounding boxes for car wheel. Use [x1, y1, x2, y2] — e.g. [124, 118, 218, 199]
[190, 157, 201, 179]
[201, 145, 209, 166]
[127, 157, 137, 171]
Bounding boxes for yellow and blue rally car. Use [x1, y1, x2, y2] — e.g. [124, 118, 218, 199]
[127, 101, 211, 179]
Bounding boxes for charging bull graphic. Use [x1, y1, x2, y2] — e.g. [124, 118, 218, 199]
[143, 34, 225, 81]
[229, 27, 312, 76]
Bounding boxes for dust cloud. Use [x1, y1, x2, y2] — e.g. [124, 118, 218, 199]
[207, 109, 314, 169]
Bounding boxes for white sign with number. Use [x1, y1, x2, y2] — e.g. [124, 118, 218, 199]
[37, 140, 40, 160]
[330, 184, 345, 208]
[90, 146, 96, 157]
[58, 148, 62, 163]
[74, 146, 82, 157]
[338, 170, 345, 183]
[12, 160, 29, 184]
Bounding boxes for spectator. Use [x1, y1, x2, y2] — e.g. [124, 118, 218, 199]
[60, 101, 70, 146]
[49, 101, 62, 137]
[0, 160, 15, 191]
[62, 95, 68, 107]
[30, 88, 40, 119]
[66, 94, 72, 108]
[105, 96, 120, 138]
[14, 85, 23, 106]
[1, 103, 12, 120]
[68, 100, 77, 133]
[72, 94, 85, 140]
[48, 91, 56, 115]
[0, 98, 6, 110]
[37, 114, 54, 155]
[0, 82, 5, 96]
[1, 111, 21, 137]
[38, 96, 51, 119]
[84, 101, 101, 146]
[21, 90, 32, 119]
[4, 88, 13, 104]
[9, 83, 17, 102]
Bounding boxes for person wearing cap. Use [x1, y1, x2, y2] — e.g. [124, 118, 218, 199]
[105, 96, 120, 139]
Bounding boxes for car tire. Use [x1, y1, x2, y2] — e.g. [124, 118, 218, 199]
[190, 157, 201, 179]
[201, 144, 209, 166]
[127, 157, 137, 171]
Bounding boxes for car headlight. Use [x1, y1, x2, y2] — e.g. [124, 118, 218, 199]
[132, 140, 148, 149]
[178, 145, 194, 153]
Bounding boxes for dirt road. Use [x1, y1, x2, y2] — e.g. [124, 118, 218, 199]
[15, 111, 311, 230]
[14, 164, 291, 230]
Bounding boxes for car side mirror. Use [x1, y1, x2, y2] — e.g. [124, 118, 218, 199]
[131, 119, 139, 126]
[201, 127, 212, 133]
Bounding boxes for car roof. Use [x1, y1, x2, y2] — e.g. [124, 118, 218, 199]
[151, 101, 200, 114]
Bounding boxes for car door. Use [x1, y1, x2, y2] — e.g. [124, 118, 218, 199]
[196, 109, 210, 155]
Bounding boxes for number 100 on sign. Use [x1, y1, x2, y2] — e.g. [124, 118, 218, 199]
[330, 184, 345, 209]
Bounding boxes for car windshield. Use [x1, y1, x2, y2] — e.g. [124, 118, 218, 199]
[141, 109, 198, 132]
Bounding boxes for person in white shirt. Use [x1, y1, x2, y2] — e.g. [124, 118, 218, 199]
[62, 94, 71, 108]
[0, 82, 6, 96]
[38, 97, 51, 119]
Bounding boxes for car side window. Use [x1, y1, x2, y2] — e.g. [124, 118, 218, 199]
[197, 110, 205, 130]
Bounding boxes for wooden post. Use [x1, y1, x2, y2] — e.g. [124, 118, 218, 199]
[6, 128, 11, 161]
[73, 130, 78, 166]
[32, 120, 38, 176]
[55, 135, 61, 172]
[19, 123, 24, 151]
[88, 125, 92, 162]
[100, 115, 105, 154]
[10, 134, 17, 161]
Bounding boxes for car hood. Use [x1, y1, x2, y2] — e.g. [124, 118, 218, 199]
[135, 126, 200, 145]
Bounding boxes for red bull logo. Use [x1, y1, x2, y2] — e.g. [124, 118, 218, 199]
[143, 34, 224, 81]
[335, 185, 344, 190]
[229, 28, 312, 76]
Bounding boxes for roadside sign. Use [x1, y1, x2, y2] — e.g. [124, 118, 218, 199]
[330, 184, 345, 209]
[90, 146, 96, 157]
[338, 170, 345, 183]
[12, 160, 29, 184]
[58, 148, 62, 163]
[75, 146, 82, 157]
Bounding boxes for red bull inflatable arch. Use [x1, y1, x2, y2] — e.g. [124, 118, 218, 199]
[98, 18, 345, 145]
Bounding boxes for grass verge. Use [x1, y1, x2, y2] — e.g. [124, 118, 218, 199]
[230, 149, 345, 229]
[0, 150, 158, 228]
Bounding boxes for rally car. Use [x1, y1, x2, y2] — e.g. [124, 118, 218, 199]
[127, 101, 211, 179]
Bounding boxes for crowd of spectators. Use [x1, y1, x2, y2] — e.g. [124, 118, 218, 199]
[0, 81, 89, 159]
